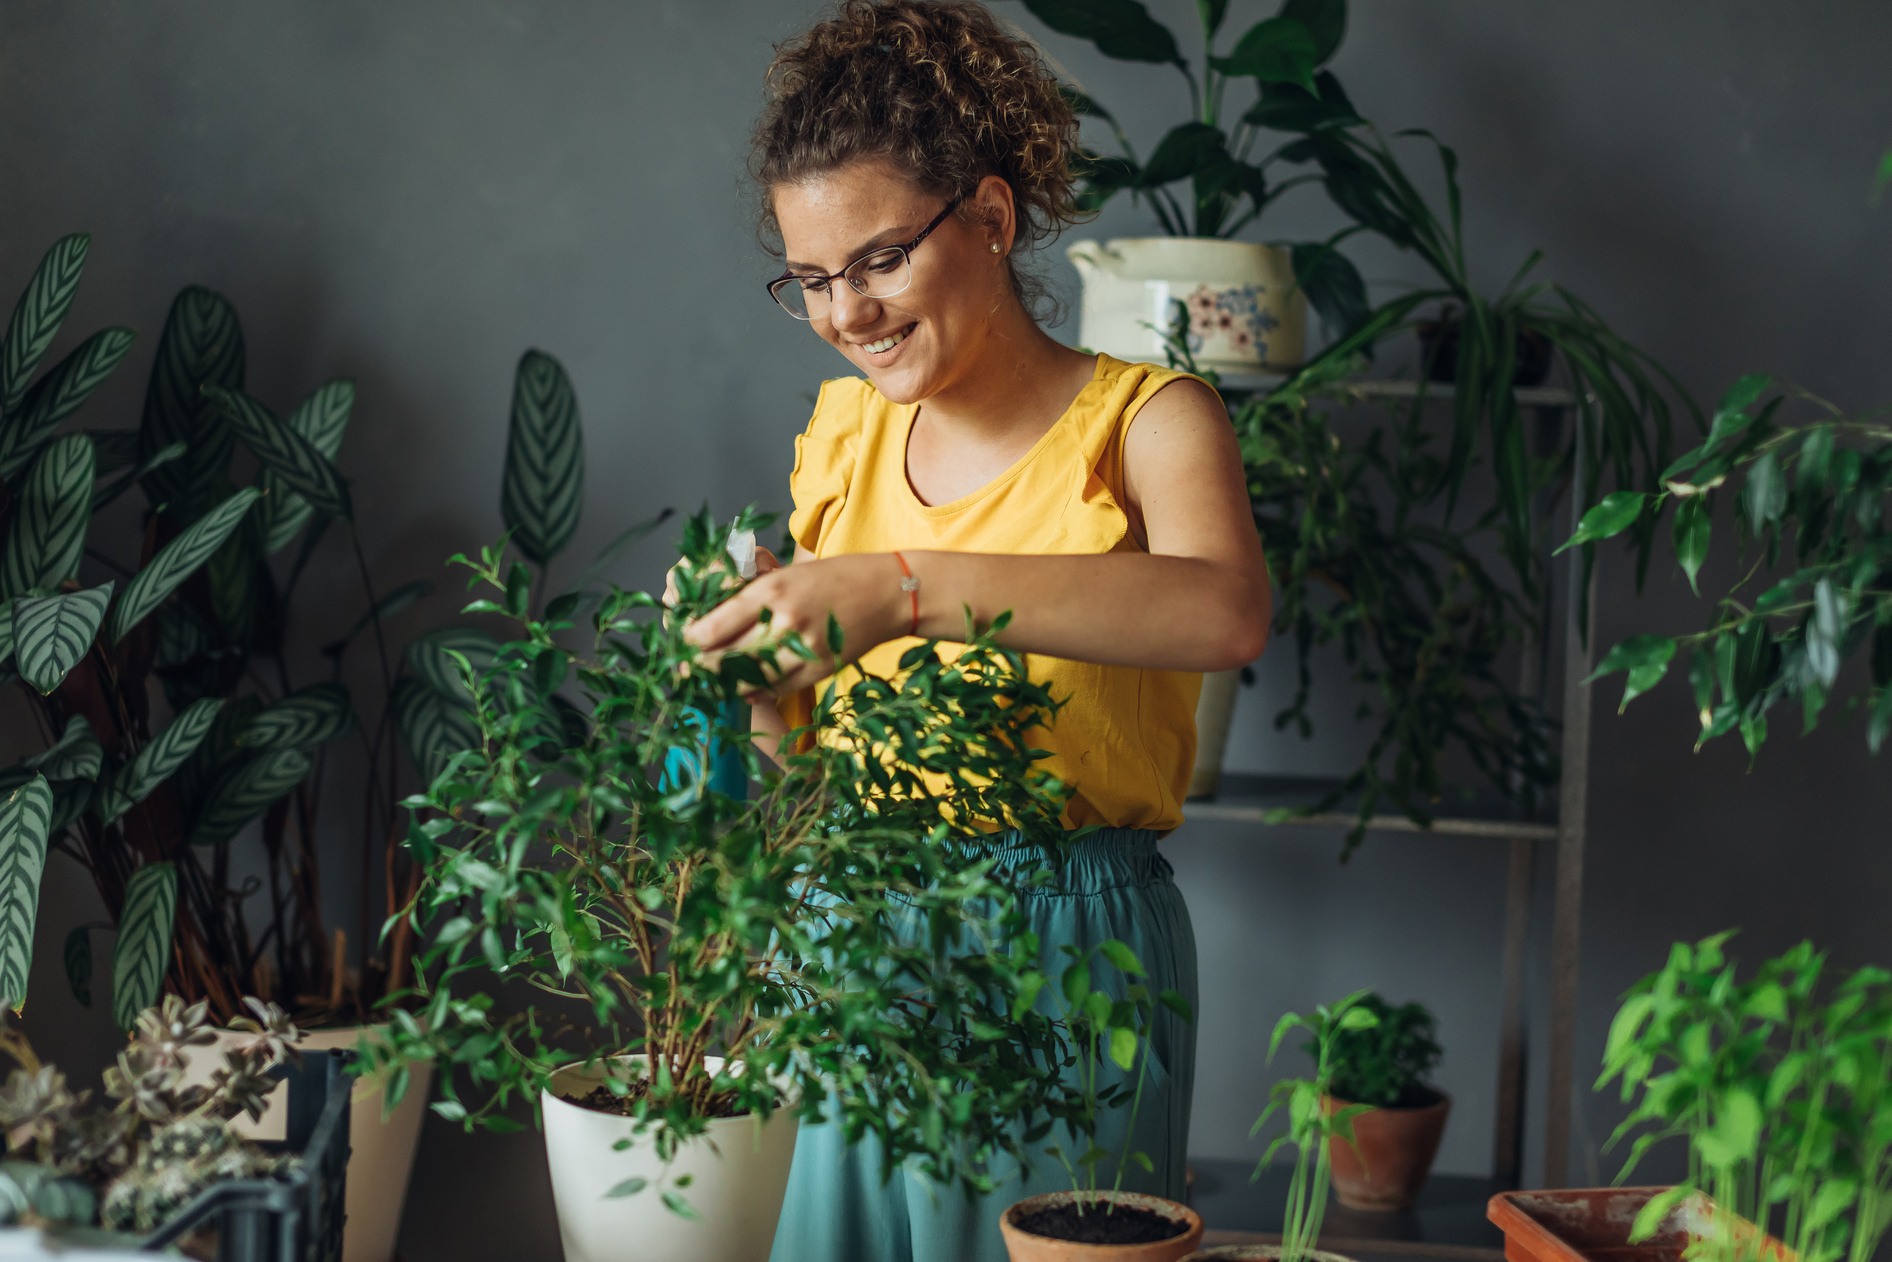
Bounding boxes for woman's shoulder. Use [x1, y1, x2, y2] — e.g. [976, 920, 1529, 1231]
[800, 374, 896, 447]
[1089, 353, 1220, 415]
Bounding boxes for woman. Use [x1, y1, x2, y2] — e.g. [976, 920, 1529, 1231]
[683, 2, 1271, 1258]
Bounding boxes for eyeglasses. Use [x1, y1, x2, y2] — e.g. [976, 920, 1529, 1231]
[766, 197, 963, 321]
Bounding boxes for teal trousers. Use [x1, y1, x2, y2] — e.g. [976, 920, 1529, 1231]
[768, 828, 1199, 1262]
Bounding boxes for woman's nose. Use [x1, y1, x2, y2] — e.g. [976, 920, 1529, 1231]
[825, 282, 879, 333]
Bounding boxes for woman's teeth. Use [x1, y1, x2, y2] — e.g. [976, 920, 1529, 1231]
[863, 326, 912, 354]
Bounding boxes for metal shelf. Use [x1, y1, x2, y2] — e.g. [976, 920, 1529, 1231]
[1188, 1158, 1506, 1261]
[1186, 774, 1557, 842]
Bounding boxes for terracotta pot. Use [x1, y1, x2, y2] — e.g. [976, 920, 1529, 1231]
[1001, 1189, 1204, 1262]
[1323, 1092, 1450, 1212]
[1182, 1248, 1359, 1262]
[1487, 1187, 1794, 1262]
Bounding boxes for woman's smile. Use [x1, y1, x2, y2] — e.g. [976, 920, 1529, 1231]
[853, 322, 916, 358]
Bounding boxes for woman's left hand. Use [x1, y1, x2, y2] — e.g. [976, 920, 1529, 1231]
[681, 551, 908, 695]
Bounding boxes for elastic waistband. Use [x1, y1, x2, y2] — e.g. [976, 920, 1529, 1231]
[955, 827, 1172, 897]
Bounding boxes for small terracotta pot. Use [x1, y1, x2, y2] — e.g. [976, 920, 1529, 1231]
[1182, 1248, 1359, 1262]
[1324, 1091, 1451, 1211]
[1001, 1189, 1204, 1262]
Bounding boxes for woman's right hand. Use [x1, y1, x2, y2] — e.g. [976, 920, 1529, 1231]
[662, 546, 783, 612]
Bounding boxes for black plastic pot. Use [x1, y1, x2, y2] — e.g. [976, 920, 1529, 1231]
[140, 1049, 353, 1262]
[1417, 313, 1554, 388]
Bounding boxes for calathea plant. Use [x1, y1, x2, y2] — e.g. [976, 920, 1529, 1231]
[365, 508, 1072, 1204]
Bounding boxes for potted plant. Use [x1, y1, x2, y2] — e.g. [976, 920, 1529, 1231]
[999, 941, 1202, 1262]
[1318, 992, 1446, 1211]
[365, 509, 1077, 1262]
[1024, 0, 1369, 373]
[1489, 932, 1892, 1262]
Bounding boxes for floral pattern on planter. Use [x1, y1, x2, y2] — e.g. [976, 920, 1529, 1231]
[1181, 283, 1282, 362]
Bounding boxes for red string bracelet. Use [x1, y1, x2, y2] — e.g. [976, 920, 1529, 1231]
[891, 551, 920, 638]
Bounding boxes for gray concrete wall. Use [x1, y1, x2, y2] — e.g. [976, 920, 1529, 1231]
[2, 2, 1889, 1258]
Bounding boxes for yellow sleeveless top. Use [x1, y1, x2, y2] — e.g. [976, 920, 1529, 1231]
[782, 353, 1205, 833]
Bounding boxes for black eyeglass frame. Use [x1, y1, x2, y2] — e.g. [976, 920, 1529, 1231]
[766, 196, 965, 320]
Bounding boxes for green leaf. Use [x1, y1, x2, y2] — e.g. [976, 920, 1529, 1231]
[1557, 491, 1649, 553]
[25, 716, 103, 782]
[1587, 635, 1677, 711]
[1278, 0, 1346, 64]
[0, 235, 89, 416]
[111, 862, 177, 1031]
[13, 584, 112, 695]
[97, 697, 223, 825]
[501, 350, 585, 567]
[259, 379, 355, 553]
[1672, 495, 1710, 594]
[1196, 0, 1229, 37]
[205, 386, 352, 522]
[0, 777, 52, 1011]
[1136, 123, 1227, 189]
[1875, 146, 1892, 204]
[1706, 374, 1773, 448]
[1098, 939, 1147, 977]
[0, 327, 136, 481]
[93, 439, 185, 513]
[1806, 577, 1843, 688]
[1159, 989, 1194, 1024]
[108, 487, 262, 643]
[605, 1177, 648, 1199]
[188, 748, 312, 847]
[1741, 451, 1786, 530]
[1018, 0, 1183, 66]
[137, 286, 244, 505]
[236, 682, 354, 751]
[407, 628, 502, 706]
[63, 925, 90, 1007]
[1211, 17, 1318, 91]
[392, 676, 482, 785]
[1291, 239, 1368, 346]
[1108, 1025, 1138, 1071]
[1244, 72, 1361, 132]
[1, 433, 95, 598]
[660, 1190, 701, 1221]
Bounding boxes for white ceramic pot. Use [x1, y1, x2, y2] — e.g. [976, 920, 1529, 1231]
[1067, 237, 1306, 374]
[542, 1056, 798, 1262]
[1188, 667, 1242, 800]
[180, 1024, 432, 1262]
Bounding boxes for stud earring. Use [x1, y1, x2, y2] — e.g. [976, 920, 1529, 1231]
[990, 242, 1002, 253]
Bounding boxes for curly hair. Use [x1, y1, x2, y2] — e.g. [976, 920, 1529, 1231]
[751, 0, 1085, 320]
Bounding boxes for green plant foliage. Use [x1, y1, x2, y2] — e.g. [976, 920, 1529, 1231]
[0, 328, 137, 482]
[205, 386, 352, 522]
[0, 433, 96, 597]
[389, 676, 480, 787]
[136, 286, 244, 506]
[404, 627, 501, 707]
[186, 748, 313, 848]
[500, 350, 584, 568]
[367, 509, 1082, 1207]
[1319, 992, 1440, 1108]
[24, 717, 103, 783]
[96, 698, 223, 825]
[258, 379, 354, 553]
[0, 235, 90, 417]
[12, 585, 113, 695]
[235, 682, 353, 751]
[0, 777, 53, 1011]
[106, 487, 259, 643]
[63, 925, 91, 1008]
[1599, 933, 1892, 1262]
[110, 864, 176, 1032]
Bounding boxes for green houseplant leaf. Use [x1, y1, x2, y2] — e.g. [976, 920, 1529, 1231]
[236, 682, 354, 751]
[0, 327, 137, 481]
[501, 350, 585, 568]
[12, 583, 113, 695]
[24, 716, 103, 782]
[391, 676, 481, 785]
[0, 776, 53, 1011]
[137, 286, 245, 504]
[1211, 16, 1319, 92]
[187, 748, 312, 848]
[205, 385, 352, 522]
[406, 627, 502, 706]
[111, 862, 177, 1031]
[0, 234, 90, 417]
[1278, 0, 1347, 64]
[1019, 0, 1183, 66]
[259, 379, 354, 553]
[63, 924, 91, 1007]
[0, 433, 96, 598]
[108, 486, 261, 643]
[96, 697, 223, 825]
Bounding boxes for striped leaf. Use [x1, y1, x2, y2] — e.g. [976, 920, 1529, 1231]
[48, 778, 93, 833]
[64, 925, 90, 1007]
[501, 350, 584, 566]
[406, 627, 501, 705]
[111, 862, 176, 1031]
[205, 386, 351, 522]
[0, 327, 137, 481]
[259, 379, 355, 553]
[97, 697, 223, 825]
[203, 512, 269, 653]
[237, 681, 354, 751]
[0, 235, 89, 417]
[0, 433, 96, 598]
[88, 428, 140, 475]
[93, 439, 184, 513]
[108, 486, 260, 643]
[24, 715, 102, 782]
[0, 600, 13, 668]
[138, 286, 244, 505]
[13, 583, 112, 695]
[392, 676, 481, 785]
[187, 747, 311, 847]
[0, 776, 52, 1011]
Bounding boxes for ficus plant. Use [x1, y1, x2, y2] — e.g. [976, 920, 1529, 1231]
[1598, 932, 1892, 1262]
[363, 508, 1082, 1209]
[1320, 991, 1441, 1110]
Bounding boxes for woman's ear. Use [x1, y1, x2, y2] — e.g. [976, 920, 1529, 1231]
[970, 173, 1018, 254]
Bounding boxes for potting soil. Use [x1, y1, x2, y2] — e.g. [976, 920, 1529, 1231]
[1013, 1201, 1188, 1245]
[568, 1082, 748, 1119]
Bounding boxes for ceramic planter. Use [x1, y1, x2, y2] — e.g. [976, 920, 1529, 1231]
[1324, 1091, 1450, 1211]
[541, 1056, 797, 1262]
[1067, 238, 1306, 375]
[1486, 1187, 1793, 1262]
[1188, 668, 1242, 799]
[1000, 1189, 1204, 1262]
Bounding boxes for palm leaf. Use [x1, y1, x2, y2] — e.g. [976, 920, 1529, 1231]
[406, 627, 502, 705]
[236, 681, 354, 751]
[204, 386, 351, 521]
[392, 676, 481, 784]
[187, 747, 311, 848]
[137, 286, 244, 505]
[0, 776, 52, 1011]
[108, 486, 261, 643]
[24, 715, 102, 782]
[259, 379, 355, 553]
[0, 433, 96, 598]
[501, 350, 584, 567]
[0, 327, 136, 481]
[13, 584, 112, 695]
[111, 862, 176, 1031]
[96, 697, 223, 825]
[0, 235, 89, 417]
